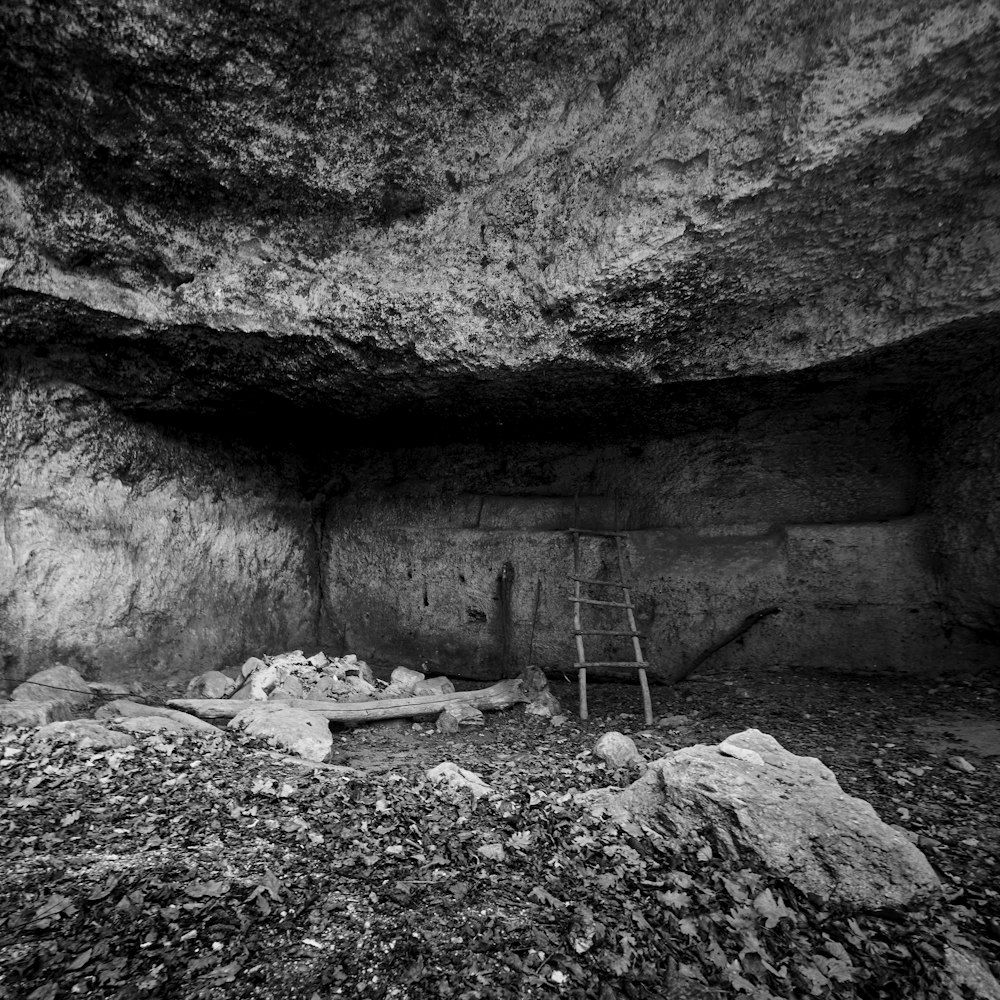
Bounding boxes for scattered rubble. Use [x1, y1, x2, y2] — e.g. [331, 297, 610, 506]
[1, 651, 543, 764]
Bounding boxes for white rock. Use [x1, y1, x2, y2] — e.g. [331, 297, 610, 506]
[594, 731, 644, 768]
[228, 704, 332, 762]
[390, 667, 426, 692]
[240, 656, 268, 679]
[185, 670, 236, 699]
[426, 761, 492, 801]
[579, 728, 941, 911]
[13, 665, 92, 706]
[412, 676, 455, 696]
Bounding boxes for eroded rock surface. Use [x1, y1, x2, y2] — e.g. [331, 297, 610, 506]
[0, 1, 997, 436]
[1, 1, 998, 681]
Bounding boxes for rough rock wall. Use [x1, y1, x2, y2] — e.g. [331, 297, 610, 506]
[320, 388, 965, 678]
[922, 360, 1000, 639]
[0, 369, 318, 686]
[1, 0, 999, 432]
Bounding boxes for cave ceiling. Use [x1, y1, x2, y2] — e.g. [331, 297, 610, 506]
[1, 0, 999, 444]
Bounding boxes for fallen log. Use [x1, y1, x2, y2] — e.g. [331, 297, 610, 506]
[167, 677, 527, 722]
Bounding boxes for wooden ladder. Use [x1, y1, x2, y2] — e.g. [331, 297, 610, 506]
[568, 527, 654, 726]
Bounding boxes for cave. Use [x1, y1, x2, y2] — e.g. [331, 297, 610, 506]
[1, 0, 999, 692]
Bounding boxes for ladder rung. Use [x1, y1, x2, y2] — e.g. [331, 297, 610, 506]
[575, 661, 649, 668]
[568, 575, 627, 587]
[567, 528, 627, 538]
[574, 629, 644, 637]
[569, 597, 634, 608]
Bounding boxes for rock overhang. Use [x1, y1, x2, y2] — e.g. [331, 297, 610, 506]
[1, 0, 999, 446]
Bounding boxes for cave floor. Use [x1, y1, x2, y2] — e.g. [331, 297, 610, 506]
[340, 665, 1000, 967]
[2, 666, 998, 998]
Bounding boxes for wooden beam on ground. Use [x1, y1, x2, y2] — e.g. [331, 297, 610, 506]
[167, 678, 528, 722]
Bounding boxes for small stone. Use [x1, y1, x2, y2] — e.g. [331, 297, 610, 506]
[185, 670, 236, 699]
[477, 843, 506, 862]
[32, 720, 135, 750]
[412, 676, 456, 696]
[240, 656, 268, 679]
[525, 690, 561, 719]
[12, 665, 92, 706]
[948, 755, 976, 773]
[658, 714, 690, 729]
[436, 710, 460, 733]
[452, 704, 484, 726]
[390, 667, 426, 692]
[426, 761, 492, 800]
[594, 731, 644, 768]
[550, 715, 568, 728]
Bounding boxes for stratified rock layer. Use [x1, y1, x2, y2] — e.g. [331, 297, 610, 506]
[1, 1, 998, 680]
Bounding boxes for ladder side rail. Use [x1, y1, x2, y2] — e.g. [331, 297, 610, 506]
[572, 529, 588, 720]
[615, 536, 654, 726]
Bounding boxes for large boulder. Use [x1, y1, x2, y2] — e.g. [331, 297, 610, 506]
[12, 665, 92, 707]
[580, 729, 941, 911]
[228, 704, 333, 762]
[0, 700, 76, 727]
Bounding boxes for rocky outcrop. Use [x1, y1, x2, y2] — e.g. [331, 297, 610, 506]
[580, 729, 941, 911]
[0, 1, 998, 437]
[1, 2, 999, 679]
[0, 374, 318, 685]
